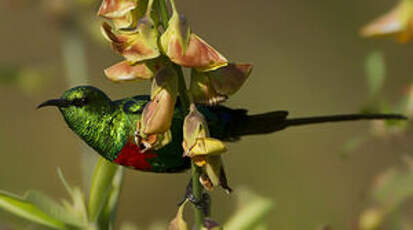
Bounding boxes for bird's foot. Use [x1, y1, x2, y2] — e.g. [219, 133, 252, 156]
[134, 131, 152, 153]
[178, 180, 210, 217]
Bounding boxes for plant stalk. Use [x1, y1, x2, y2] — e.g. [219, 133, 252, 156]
[157, 0, 206, 228]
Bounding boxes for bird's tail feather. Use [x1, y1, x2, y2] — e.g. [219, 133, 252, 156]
[228, 110, 407, 138]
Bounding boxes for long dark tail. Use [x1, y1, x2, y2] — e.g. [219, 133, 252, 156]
[228, 110, 407, 137]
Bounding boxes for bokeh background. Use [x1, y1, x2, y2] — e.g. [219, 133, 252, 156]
[1, 0, 412, 229]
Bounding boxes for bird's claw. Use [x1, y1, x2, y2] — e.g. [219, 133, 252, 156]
[178, 180, 211, 217]
[134, 131, 152, 153]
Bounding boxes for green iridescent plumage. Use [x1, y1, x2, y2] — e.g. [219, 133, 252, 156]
[38, 86, 407, 173]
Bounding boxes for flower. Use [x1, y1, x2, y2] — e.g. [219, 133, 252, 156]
[361, 0, 413, 43]
[100, 0, 160, 63]
[160, 0, 228, 71]
[135, 66, 178, 150]
[98, 0, 147, 29]
[190, 63, 253, 105]
[182, 104, 228, 190]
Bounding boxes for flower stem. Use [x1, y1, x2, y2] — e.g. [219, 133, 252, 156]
[158, 0, 169, 30]
[191, 161, 205, 228]
[174, 40, 205, 230]
[157, 1, 206, 228]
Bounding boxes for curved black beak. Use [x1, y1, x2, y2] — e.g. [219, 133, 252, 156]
[37, 99, 69, 109]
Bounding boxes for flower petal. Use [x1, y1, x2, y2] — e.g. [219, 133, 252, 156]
[101, 18, 160, 63]
[104, 60, 154, 82]
[98, 0, 137, 18]
[182, 104, 209, 153]
[140, 67, 178, 135]
[160, 0, 191, 54]
[360, 1, 413, 41]
[189, 137, 227, 157]
[141, 90, 176, 134]
[209, 63, 253, 95]
[190, 64, 252, 105]
[204, 156, 222, 187]
[165, 34, 228, 71]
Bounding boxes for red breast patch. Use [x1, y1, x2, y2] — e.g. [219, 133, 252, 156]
[114, 141, 158, 171]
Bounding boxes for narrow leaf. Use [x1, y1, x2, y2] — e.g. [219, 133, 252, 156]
[25, 190, 86, 227]
[0, 191, 67, 229]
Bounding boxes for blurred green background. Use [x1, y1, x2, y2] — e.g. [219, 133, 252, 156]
[0, 0, 412, 229]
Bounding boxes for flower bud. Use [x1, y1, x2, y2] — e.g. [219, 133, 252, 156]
[169, 199, 189, 230]
[183, 104, 227, 157]
[139, 66, 178, 135]
[190, 64, 253, 105]
[361, 0, 413, 43]
[160, 0, 227, 71]
[182, 105, 228, 190]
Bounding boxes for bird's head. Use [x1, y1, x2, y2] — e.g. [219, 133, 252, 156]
[38, 86, 114, 126]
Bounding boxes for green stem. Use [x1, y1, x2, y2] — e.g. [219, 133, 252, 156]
[158, 0, 169, 29]
[191, 161, 205, 228]
[157, 1, 206, 228]
[175, 62, 204, 229]
[174, 64, 191, 112]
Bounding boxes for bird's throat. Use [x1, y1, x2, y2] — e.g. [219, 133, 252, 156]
[62, 109, 130, 161]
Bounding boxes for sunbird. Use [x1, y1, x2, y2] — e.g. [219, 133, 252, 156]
[38, 86, 406, 173]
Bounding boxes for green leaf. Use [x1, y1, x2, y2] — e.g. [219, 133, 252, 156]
[88, 157, 120, 222]
[224, 188, 273, 230]
[25, 190, 87, 228]
[365, 51, 386, 97]
[0, 191, 67, 229]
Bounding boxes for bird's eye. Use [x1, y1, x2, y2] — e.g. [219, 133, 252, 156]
[72, 97, 88, 107]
